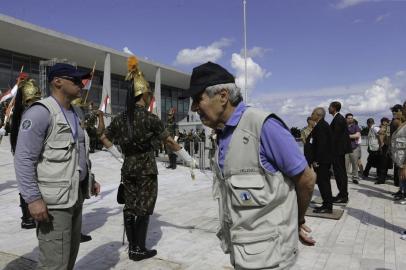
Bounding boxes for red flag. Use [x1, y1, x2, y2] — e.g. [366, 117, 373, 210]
[148, 96, 156, 113]
[99, 95, 110, 113]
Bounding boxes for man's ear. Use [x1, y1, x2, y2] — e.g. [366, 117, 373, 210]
[218, 88, 229, 105]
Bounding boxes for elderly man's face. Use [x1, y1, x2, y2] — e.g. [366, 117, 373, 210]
[392, 109, 403, 120]
[191, 91, 224, 129]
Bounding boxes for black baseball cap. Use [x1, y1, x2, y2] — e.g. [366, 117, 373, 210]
[391, 104, 403, 112]
[180, 62, 235, 99]
[48, 63, 91, 82]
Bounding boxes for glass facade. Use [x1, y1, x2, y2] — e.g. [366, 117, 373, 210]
[0, 48, 189, 124]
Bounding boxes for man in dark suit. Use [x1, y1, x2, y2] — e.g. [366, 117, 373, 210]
[309, 107, 334, 213]
[329, 101, 352, 203]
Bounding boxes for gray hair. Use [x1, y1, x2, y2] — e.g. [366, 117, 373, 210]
[205, 83, 243, 106]
[314, 107, 326, 119]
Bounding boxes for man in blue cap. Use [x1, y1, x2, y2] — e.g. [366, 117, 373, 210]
[14, 63, 100, 270]
[184, 62, 316, 269]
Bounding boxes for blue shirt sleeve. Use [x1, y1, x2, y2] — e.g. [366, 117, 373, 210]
[14, 105, 50, 203]
[259, 117, 308, 177]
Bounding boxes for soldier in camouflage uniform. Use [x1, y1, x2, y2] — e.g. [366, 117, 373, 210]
[84, 103, 98, 153]
[98, 56, 196, 262]
[165, 107, 178, 169]
[9, 78, 42, 230]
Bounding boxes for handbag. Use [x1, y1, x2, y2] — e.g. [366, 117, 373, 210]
[117, 183, 125, 204]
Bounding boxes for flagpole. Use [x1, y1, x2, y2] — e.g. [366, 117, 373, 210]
[243, 0, 248, 103]
[83, 61, 96, 105]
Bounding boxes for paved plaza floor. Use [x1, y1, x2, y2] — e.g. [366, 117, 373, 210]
[1, 138, 406, 270]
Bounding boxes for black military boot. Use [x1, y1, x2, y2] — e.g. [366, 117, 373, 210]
[124, 213, 137, 260]
[19, 194, 36, 229]
[130, 215, 157, 261]
[170, 154, 177, 169]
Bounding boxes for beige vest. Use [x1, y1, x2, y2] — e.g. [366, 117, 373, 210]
[34, 97, 89, 209]
[391, 124, 406, 168]
[367, 126, 379, 152]
[213, 108, 299, 270]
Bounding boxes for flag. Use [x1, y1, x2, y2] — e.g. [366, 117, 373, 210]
[82, 77, 92, 90]
[82, 63, 95, 91]
[148, 96, 156, 113]
[0, 69, 27, 104]
[99, 95, 110, 113]
[0, 88, 12, 103]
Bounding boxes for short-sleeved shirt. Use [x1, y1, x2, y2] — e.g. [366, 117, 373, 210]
[217, 102, 307, 177]
[105, 104, 169, 176]
[348, 124, 361, 149]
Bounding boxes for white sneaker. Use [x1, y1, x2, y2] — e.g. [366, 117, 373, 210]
[401, 234, 406, 240]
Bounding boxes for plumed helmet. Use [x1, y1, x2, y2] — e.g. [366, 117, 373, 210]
[125, 56, 151, 97]
[19, 79, 41, 106]
[71, 97, 83, 106]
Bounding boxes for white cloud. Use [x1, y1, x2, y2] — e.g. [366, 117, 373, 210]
[123, 47, 134, 55]
[174, 38, 232, 66]
[230, 53, 270, 95]
[239, 46, 271, 58]
[376, 13, 390, 23]
[252, 73, 405, 128]
[335, 0, 386, 9]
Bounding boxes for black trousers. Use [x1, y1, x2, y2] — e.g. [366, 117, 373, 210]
[363, 150, 379, 177]
[315, 163, 333, 208]
[332, 155, 348, 199]
[394, 165, 399, 187]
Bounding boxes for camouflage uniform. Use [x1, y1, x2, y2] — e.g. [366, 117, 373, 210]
[165, 116, 178, 169]
[84, 111, 98, 152]
[105, 104, 169, 216]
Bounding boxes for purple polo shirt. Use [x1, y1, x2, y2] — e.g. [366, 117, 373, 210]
[348, 124, 361, 149]
[217, 102, 307, 177]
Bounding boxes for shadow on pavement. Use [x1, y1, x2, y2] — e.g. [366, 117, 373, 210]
[149, 213, 195, 248]
[355, 182, 396, 196]
[352, 187, 394, 201]
[346, 207, 405, 234]
[75, 241, 122, 270]
[4, 247, 38, 270]
[82, 207, 122, 235]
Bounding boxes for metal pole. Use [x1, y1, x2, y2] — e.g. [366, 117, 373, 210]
[243, 0, 248, 103]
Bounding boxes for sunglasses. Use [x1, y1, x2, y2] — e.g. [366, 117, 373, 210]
[59, 76, 84, 87]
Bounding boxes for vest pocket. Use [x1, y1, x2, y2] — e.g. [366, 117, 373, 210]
[396, 137, 406, 149]
[38, 179, 71, 205]
[232, 228, 281, 269]
[45, 140, 73, 162]
[228, 174, 270, 207]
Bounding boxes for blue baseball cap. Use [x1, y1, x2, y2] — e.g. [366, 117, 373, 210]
[48, 63, 91, 82]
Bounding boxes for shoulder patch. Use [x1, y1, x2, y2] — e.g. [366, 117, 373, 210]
[21, 119, 32, 131]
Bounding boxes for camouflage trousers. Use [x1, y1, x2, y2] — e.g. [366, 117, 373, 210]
[122, 175, 158, 216]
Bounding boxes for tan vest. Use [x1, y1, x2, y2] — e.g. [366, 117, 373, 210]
[34, 97, 89, 209]
[391, 124, 406, 168]
[213, 108, 299, 270]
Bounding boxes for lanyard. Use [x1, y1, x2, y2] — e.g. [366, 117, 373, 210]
[51, 96, 79, 142]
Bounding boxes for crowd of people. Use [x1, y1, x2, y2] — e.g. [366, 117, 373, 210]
[301, 101, 406, 214]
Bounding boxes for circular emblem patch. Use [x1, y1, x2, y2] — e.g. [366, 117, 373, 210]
[240, 191, 251, 201]
[21, 119, 32, 130]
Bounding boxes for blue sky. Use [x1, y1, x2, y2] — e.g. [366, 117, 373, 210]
[1, 0, 405, 127]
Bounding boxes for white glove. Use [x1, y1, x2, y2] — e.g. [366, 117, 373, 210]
[175, 148, 197, 169]
[0, 127, 5, 136]
[107, 145, 124, 164]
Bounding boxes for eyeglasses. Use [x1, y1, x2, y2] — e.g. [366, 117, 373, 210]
[59, 76, 84, 87]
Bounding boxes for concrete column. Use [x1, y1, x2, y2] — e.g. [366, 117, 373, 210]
[154, 67, 161, 119]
